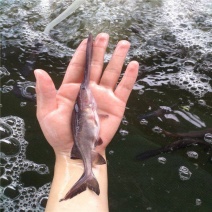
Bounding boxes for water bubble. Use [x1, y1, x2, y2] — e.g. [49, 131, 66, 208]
[1, 85, 13, 93]
[138, 89, 144, 95]
[179, 166, 192, 181]
[37, 195, 48, 208]
[0, 123, 12, 138]
[4, 185, 20, 199]
[119, 129, 129, 136]
[0, 157, 7, 166]
[122, 119, 129, 126]
[0, 175, 12, 187]
[158, 157, 167, 164]
[0, 67, 10, 79]
[20, 102, 27, 107]
[0, 167, 5, 176]
[186, 151, 198, 159]
[195, 198, 202, 206]
[109, 150, 114, 155]
[204, 133, 212, 144]
[37, 164, 49, 174]
[5, 163, 13, 169]
[15, 81, 36, 101]
[0, 138, 21, 157]
[152, 126, 162, 134]
[6, 118, 16, 126]
[28, 187, 36, 194]
[139, 119, 148, 125]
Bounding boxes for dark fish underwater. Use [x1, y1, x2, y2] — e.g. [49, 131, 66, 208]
[136, 138, 212, 161]
[60, 34, 106, 202]
[136, 128, 212, 161]
[162, 128, 212, 139]
[137, 102, 179, 121]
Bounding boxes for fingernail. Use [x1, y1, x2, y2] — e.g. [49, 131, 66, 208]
[34, 69, 43, 78]
[95, 33, 109, 45]
[118, 40, 130, 47]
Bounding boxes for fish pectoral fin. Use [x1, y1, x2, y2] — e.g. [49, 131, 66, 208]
[92, 151, 106, 165]
[70, 144, 82, 159]
[95, 138, 103, 147]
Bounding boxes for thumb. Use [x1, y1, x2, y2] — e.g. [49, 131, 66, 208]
[34, 69, 57, 120]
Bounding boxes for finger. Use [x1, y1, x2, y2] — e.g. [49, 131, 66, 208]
[90, 33, 109, 83]
[34, 69, 57, 119]
[114, 61, 139, 103]
[62, 39, 87, 84]
[100, 40, 130, 90]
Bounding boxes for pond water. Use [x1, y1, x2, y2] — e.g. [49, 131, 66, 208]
[1, 0, 212, 211]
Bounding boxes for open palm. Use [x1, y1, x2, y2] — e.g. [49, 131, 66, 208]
[35, 33, 138, 156]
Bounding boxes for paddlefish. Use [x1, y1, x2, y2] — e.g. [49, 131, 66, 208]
[138, 102, 180, 120]
[162, 128, 212, 139]
[60, 34, 106, 201]
[136, 138, 212, 161]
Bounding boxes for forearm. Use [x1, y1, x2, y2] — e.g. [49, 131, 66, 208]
[45, 153, 109, 212]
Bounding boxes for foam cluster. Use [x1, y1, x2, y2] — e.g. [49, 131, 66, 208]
[170, 70, 212, 97]
[136, 69, 211, 97]
[14, 81, 36, 101]
[0, 67, 10, 79]
[0, 116, 50, 211]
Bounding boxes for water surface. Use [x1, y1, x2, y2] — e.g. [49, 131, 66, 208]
[1, 0, 212, 211]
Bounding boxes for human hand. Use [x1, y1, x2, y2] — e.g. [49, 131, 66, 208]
[35, 33, 139, 157]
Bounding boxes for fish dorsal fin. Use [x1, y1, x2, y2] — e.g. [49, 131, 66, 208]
[71, 144, 82, 159]
[92, 151, 106, 165]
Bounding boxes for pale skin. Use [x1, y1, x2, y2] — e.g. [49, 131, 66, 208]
[35, 33, 139, 212]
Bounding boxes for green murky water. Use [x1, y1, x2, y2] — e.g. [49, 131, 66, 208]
[1, 0, 212, 211]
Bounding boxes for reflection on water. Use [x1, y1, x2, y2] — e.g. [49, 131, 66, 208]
[1, 0, 212, 211]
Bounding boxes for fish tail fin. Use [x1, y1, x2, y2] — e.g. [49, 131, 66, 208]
[59, 173, 99, 202]
[87, 174, 100, 194]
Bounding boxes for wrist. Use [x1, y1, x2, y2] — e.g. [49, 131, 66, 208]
[54, 147, 107, 163]
[46, 148, 109, 212]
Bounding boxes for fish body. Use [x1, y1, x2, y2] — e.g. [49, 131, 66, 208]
[138, 103, 179, 120]
[163, 128, 212, 139]
[136, 138, 212, 161]
[60, 34, 106, 201]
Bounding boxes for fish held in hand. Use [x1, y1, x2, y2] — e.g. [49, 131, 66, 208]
[60, 34, 106, 202]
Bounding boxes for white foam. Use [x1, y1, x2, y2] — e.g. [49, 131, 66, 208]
[0, 67, 10, 79]
[161, 0, 212, 51]
[0, 116, 50, 211]
[136, 69, 212, 97]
